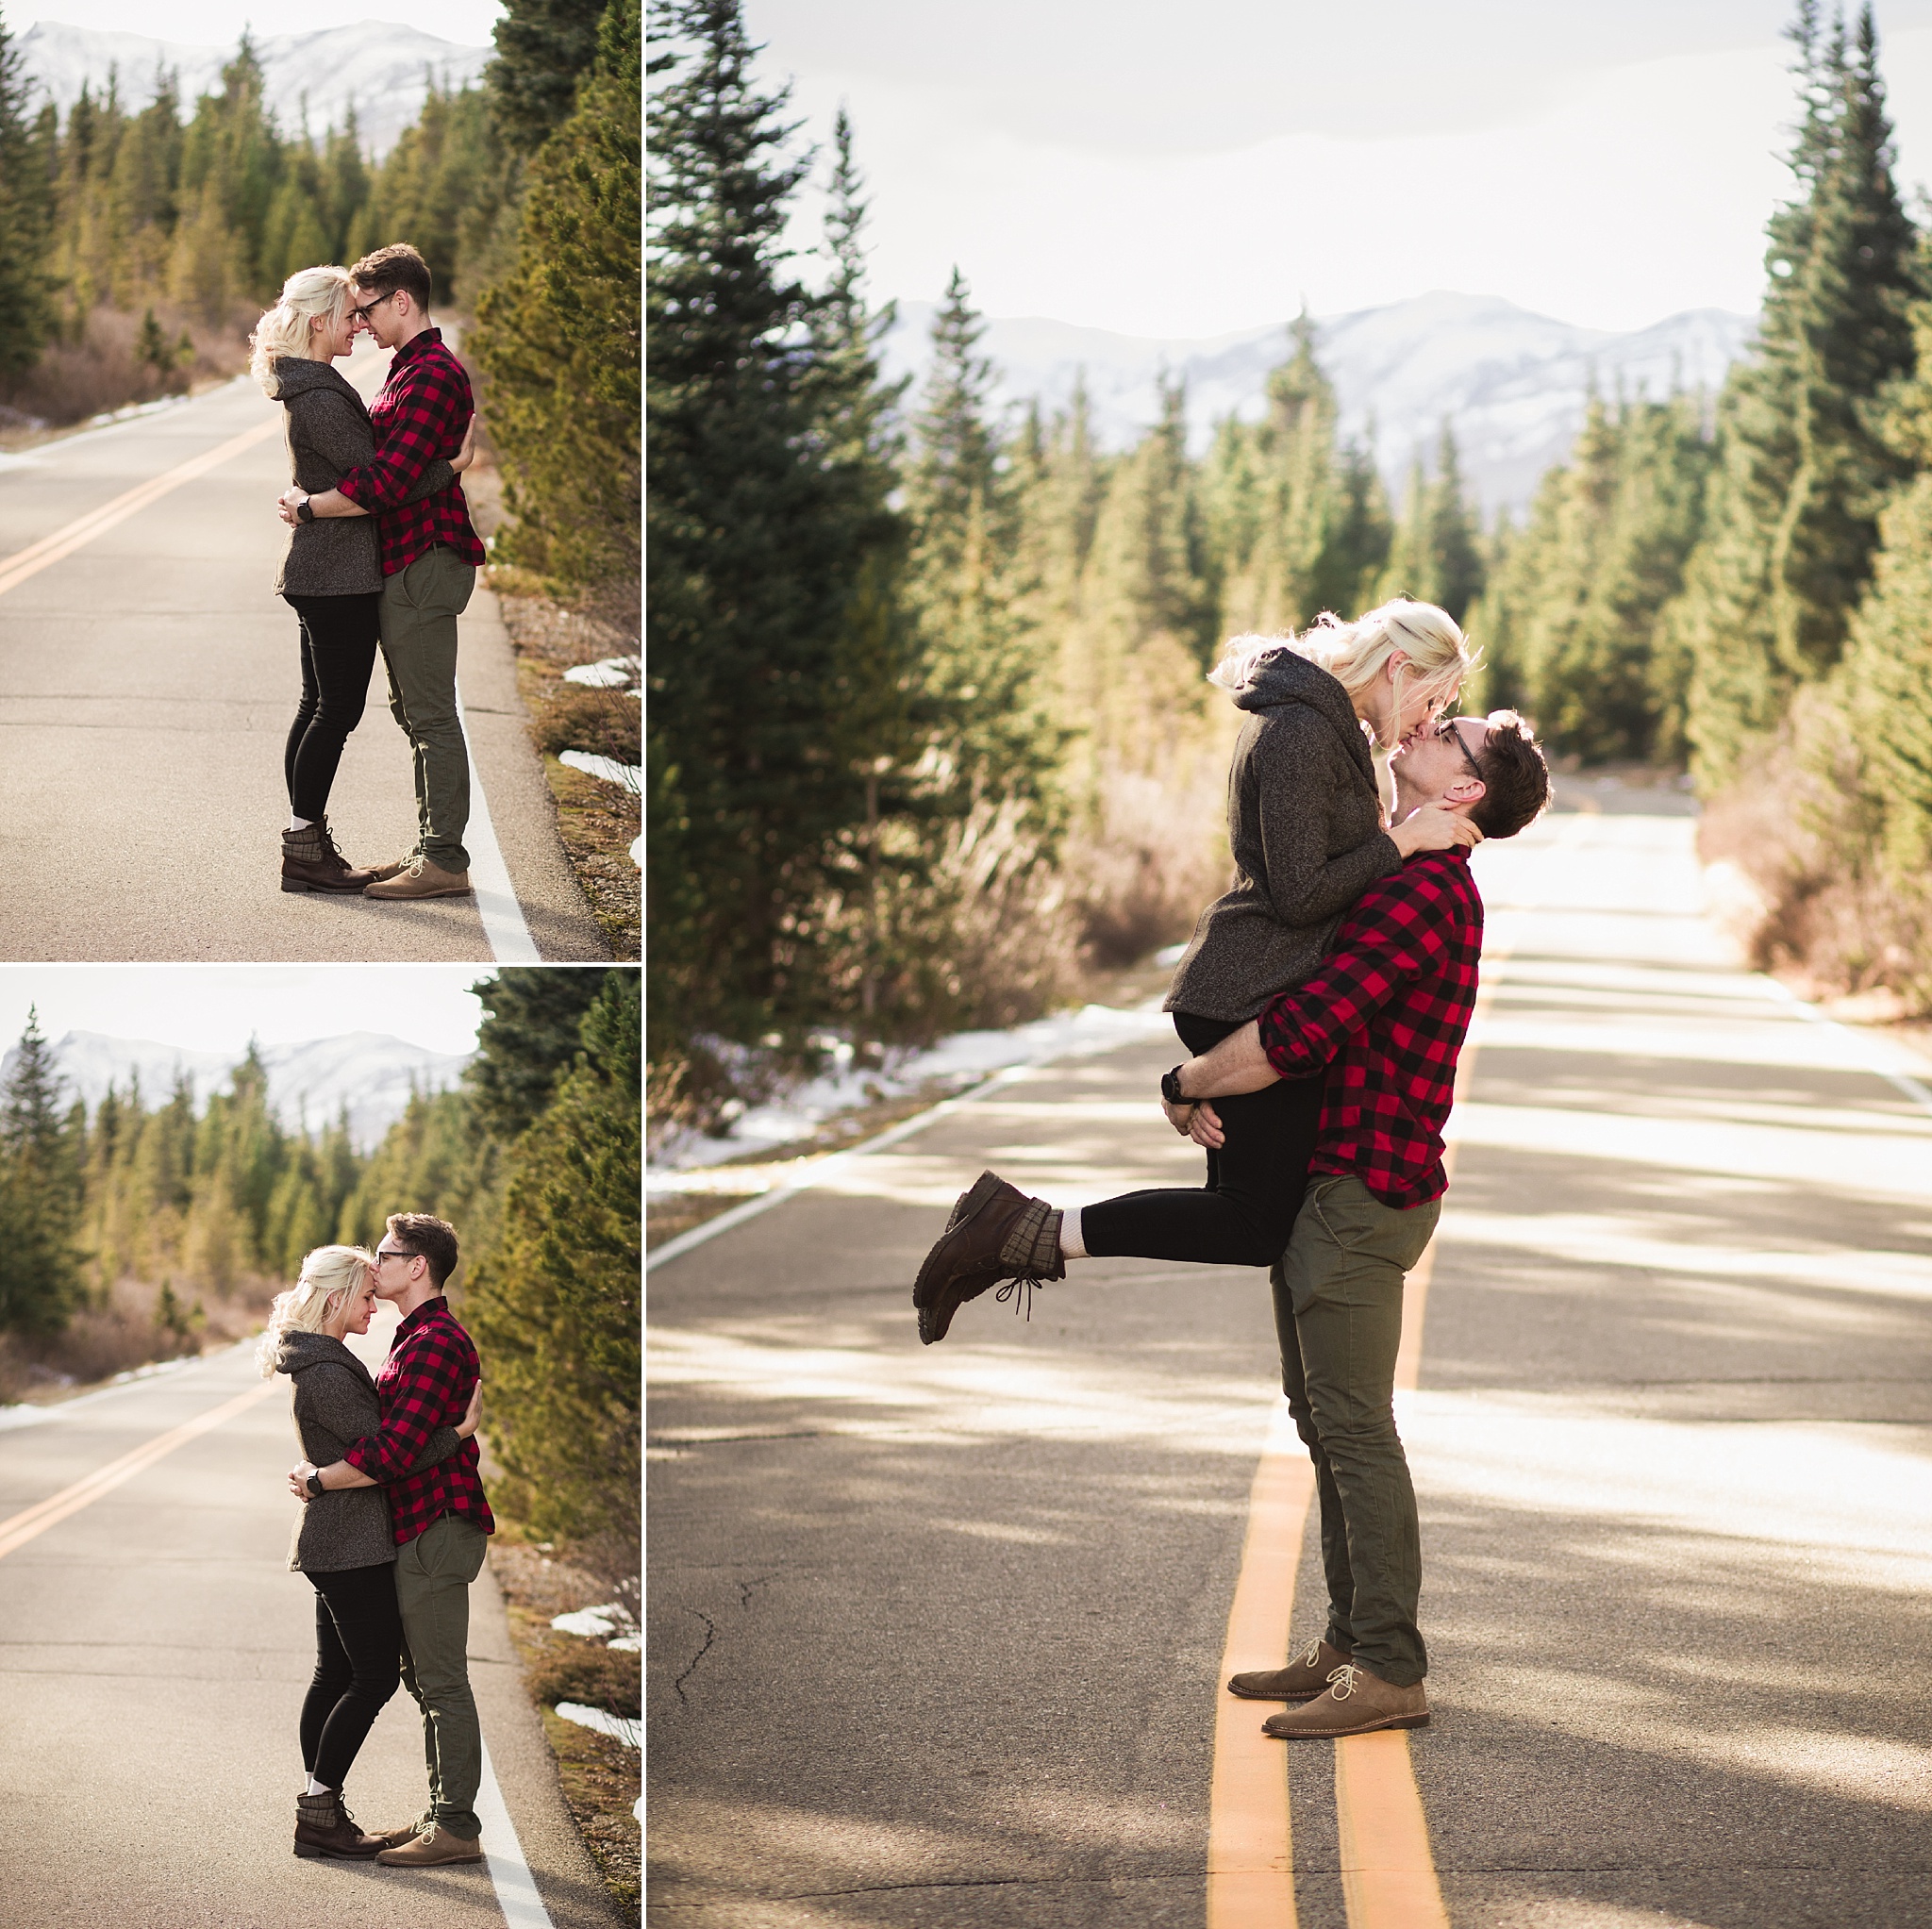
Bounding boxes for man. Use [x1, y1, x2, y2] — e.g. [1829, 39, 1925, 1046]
[278, 242, 488, 901]
[291, 1213, 494, 1865]
[915, 710, 1551, 1738]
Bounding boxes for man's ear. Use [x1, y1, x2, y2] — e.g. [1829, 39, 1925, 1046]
[1444, 774, 1486, 810]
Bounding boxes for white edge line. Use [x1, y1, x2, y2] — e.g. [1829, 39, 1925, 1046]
[456, 674, 541, 965]
[645, 1065, 1031, 1272]
[1757, 976, 1932, 1117]
[477, 1736, 556, 1929]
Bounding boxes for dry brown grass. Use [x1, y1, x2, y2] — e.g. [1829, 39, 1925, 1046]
[488, 567, 640, 962]
[1, 303, 250, 434]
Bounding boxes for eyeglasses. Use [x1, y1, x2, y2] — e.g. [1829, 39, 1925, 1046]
[351, 290, 398, 323]
[1437, 717, 1486, 784]
[374, 1246, 413, 1264]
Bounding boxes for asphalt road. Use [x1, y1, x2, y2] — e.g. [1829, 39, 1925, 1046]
[0, 1310, 625, 1929]
[0, 350, 609, 962]
[645, 795, 1932, 1927]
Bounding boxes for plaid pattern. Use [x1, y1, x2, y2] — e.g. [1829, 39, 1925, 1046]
[334, 329, 486, 575]
[342, 1295, 494, 1546]
[1257, 849, 1483, 1208]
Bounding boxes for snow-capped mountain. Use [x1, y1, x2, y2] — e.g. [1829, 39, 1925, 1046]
[883, 290, 1757, 509]
[20, 20, 491, 156]
[2, 1031, 475, 1149]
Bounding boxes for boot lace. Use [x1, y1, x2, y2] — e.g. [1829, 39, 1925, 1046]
[1327, 1664, 1362, 1701]
[994, 1273, 1046, 1321]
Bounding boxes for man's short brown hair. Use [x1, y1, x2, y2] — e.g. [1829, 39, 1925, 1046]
[1469, 710, 1551, 840]
[350, 242, 433, 313]
[386, 1211, 460, 1288]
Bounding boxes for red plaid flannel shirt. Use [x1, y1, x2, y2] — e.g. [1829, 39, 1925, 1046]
[343, 1296, 495, 1546]
[1257, 849, 1482, 1208]
[335, 329, 487, 575]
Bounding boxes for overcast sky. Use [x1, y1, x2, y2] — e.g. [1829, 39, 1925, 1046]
[741, 0, 1932, 337]
[9, 6, 502, 50]
[0, 966, 491, 1057]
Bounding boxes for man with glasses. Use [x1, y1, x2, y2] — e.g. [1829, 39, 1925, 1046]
[290, 1212, 493, 1865]
[1158, 708, 1551, 1740]
[278, 242, 487, 901]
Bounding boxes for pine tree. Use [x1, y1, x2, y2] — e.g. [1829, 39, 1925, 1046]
[0, 1010, 83, 1335]
[1671, 3, 1918, 786]
[0, 6, 58, 383]
[488, 0, 610, 155]
[466, 966, 619, 1140]
[645, 0, 906, 1069]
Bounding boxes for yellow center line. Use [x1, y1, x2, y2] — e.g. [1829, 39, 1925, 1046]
[0, 1378, 280, 1561]
[0, 413, 283, 601]
[1211, 812, 1600, 1928]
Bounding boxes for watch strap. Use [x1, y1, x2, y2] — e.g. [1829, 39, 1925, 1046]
[1161, 1065, 1189, 1106]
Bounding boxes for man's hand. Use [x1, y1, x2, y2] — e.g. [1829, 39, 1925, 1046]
[1187, 1100, 1225, 1150]
[289, 1459, 317, 1498]
[276, 488, 305, 527]
[1160, 1092, 1195, 1134]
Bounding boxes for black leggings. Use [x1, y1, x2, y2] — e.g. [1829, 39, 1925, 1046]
[302, 1561, 404, 1789]
[1080, 1012, 1324, 1267]
[284, 591, 380, 821]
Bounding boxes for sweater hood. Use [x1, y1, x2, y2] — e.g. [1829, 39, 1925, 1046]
[1229, 644, 1374, 773]
[272, 357, 361, 407]
[277, 1328, 375, 1384]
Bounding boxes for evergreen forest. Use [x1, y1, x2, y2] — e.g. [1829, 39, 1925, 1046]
[0, 0, 638, 589]
[0, 969, 641, 1575]
[648, 0, 1932, 1133]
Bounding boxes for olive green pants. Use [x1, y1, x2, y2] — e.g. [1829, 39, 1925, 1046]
[395, 1511, 489, 1840]
[1271, 1173, 1441, 1688]
[378, 544, 475, 873]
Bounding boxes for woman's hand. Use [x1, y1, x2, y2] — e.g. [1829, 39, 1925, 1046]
[1389, 803, 1482, 858]
[458, 1379, 483, 1440]
[451, 416, 479, 474]
[1188, 1100, 1226, 1150]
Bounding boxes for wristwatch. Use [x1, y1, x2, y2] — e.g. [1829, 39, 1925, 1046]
[1160, 1064, 1191, 1107]
[305, 1470, 325, 1497]
[295, 496, 316, 524]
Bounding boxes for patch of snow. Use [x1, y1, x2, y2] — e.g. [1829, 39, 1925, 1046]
[562, 657, 639, 690]
[555, 1702, 640, 1749]
[1153, 941, 1188, 967]
[652, 998, 1176, 1173]
[559, 750, 641, 790]
[551, 1604, 639, 1640]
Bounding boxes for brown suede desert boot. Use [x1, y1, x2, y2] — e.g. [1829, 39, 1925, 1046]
[912, 1171, 1065, 1344]
[1261, 1663, 1428, 1739]
[1229, 1637, 1355, 1702]
[364, 856, 473, 900]
[375, 1824, 485, 1868]
[367, 1817, 431, 1851]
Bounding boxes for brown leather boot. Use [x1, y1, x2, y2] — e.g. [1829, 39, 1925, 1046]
[292, 1788, 383, 1858]
[367, 1817, 431, 1851]
[375, 1823, 485, 1867]
[1260, 1662, 1429, 1739]
[363, 855, 473, 900]
[912, 1171, 1065, 1345]
[281, 820, 376, 894]
[1229, 1636, 1355, 1702]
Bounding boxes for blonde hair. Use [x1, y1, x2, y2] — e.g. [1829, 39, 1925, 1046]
[248, 265, 354, 397]
[1209, 599, 1476, 748]
[255, 1244, 376, 1376]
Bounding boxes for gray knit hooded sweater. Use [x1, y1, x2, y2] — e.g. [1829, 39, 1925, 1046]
[1164, 647, 1402, 1022]
[271, 357, 456, 598]
[278, 1328, 463, 1572]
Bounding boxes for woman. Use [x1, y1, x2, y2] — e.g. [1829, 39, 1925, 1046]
[913, 597, 1478, 1339]
[248, 269, 475, 894]
[257, 1245, 480, 1859]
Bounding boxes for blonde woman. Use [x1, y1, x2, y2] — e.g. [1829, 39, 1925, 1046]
[248, 269, 475, 894]
[258, 1245, 480, 1860]
[913, 599, 1478, 1339]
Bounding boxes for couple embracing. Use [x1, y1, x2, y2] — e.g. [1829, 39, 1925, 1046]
[258, 1213, 494, 1868]
[913, 597, 1552, 1741]
[248, 242, 487, 902]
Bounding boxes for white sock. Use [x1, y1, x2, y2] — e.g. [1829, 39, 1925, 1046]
[1060, 1206, 1089, 1260]
[288, 814, 314, 833]
[303, 1775, 332, 1795]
